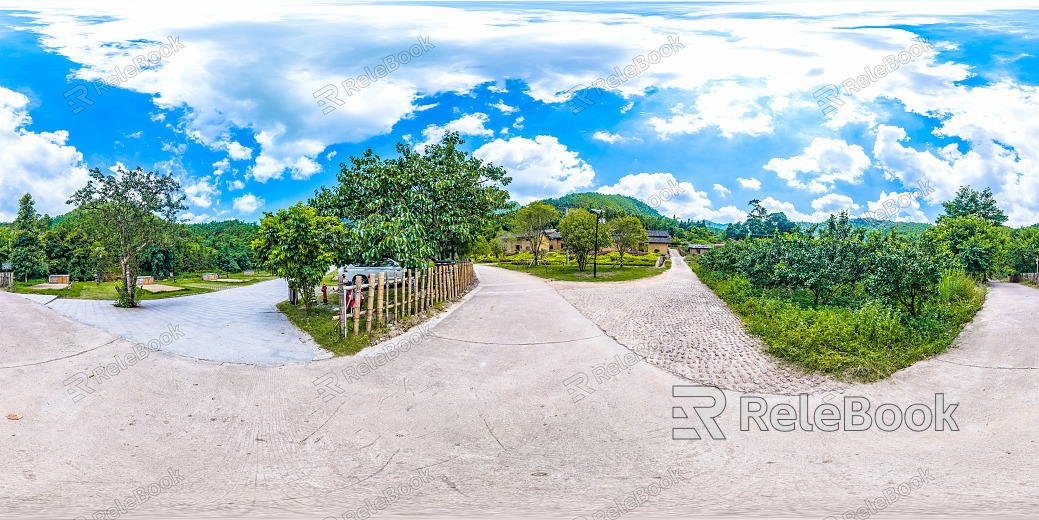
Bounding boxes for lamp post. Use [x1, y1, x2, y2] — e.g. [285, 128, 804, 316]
[94, 246, 104, 285]
[590, 209, 603, 278]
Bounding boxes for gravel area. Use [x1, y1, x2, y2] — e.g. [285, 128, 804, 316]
[553, 249, 843, 395]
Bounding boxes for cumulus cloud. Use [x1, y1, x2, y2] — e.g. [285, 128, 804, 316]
[474, 135, 594, 203]
[713, 184, 731, 197]
[0, 87, 89, 220]
[183, 176, 221, 208]
[591, 130, 639, 144]
[861, 190, 928, 222]
[232, 193, 264, 214]
[650, 82, 775, 138]
[764, 138, 871, 193]
[737, 177, 761, 190]
[490, 100, 517, 114]
[418, 112, 494, 149]
[596, 172, 746, 223]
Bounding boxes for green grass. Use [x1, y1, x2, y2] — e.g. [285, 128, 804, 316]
[8, 273, 277, 301]
[690, 263, 986, 381]
[277, 301, 372, 356]
[496, 262, 666, 282]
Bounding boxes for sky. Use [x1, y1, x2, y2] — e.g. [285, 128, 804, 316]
[1, 0, 1038, 226]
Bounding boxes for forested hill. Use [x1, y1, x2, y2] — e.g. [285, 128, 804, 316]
[539, 193, 662, 218]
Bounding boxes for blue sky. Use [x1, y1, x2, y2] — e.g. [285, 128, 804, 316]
[1, 1, 1038, 226]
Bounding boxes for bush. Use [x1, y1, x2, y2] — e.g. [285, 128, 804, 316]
[938, 268, 976, 303]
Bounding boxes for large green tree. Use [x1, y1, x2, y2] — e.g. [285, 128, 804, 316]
[926, 215, 1006, 278]
[68, 167, 187, 307]
[558, 208, 610, 271]
[311, 132, 512, 267]
[939, 185, 1008, 226]
[511, 201, 559, 266]
[608, 214, 649, 267]
[10, 194, 47, 282]
[251, 203, 343, 314]
[864, 233, 941, 317]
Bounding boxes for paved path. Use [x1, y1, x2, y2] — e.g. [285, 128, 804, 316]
[554, 249, 840, 395]
[43, 279, 331, 364]
[10, 292, 58, 305]
[0, 267, 1037, 519]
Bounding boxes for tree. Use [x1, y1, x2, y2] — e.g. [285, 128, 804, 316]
[608, 215, 648, 267]
[251, 203, 343, 315]
[311, 132, 512, 267]
[490, 233, 508, 260]
[558, 208, 610, 271]
[939, 186, 1008, 226]
[926, 215, 1006, 278]
[511, 201, 559, 266]
[68, 167, 187, 307]
[864, 234, 941, 317]
[747, 199, 768, 220]
[683, 226, 718, 244]
[11, 194, 47, 282]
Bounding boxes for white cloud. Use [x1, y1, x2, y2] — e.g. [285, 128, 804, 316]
[650, 82, 775, 138]
[0, 87, 89, 220]
[183, 176, 221, 208]
[596, 172, 746, 223]
[713, 184, 731, 197]
[490, 100, 517, 114]
[591, 130, 639, 144]
[861, 190, 928, 222]
[474, 135, 595, 203]
[226, 179, 245, 191]
[325, 150, 337, 161]
[419, 112, 494, 149]
[811, 193, 860, 213]
[223, 140, 253, 161]
[764, 138, 871, 193]
[737, 177, 761, 190]
[232, 193, 264, 214]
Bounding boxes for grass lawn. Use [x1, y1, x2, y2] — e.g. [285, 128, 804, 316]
[277, 301, 372, 356]
[9, 272, 277, 301]
[496, 262, 666, 282]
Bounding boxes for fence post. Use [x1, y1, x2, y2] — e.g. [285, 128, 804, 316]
[354, 275, 361, 336]
[338, 270, 345, 336]
[426, 266, 432, 310]
[366, 274, 375, 334]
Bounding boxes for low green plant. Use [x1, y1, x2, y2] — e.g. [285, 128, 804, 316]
[938, 268, 976, 303]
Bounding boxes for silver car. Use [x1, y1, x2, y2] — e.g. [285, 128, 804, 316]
[339, 259, 405, 286]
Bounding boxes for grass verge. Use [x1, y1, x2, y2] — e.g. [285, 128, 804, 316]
[496, 263, 666, 282]
[690, 263, 986, 381]
[277, 301, 371, 356]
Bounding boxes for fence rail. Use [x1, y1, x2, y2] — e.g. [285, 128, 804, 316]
[0, 272, 11, 290]
[1009, 272, 1039, 284]
[337, 261, 476, 336]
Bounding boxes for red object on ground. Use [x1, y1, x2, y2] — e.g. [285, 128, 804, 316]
[321, 284, 328, 304]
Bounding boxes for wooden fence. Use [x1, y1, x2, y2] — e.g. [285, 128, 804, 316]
[337, 261, 476, 336]
[0, 272, 11, 290]
[1009, 272, 1039, 284]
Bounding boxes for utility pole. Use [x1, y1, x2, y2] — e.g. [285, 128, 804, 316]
[590, 209, 603, 278]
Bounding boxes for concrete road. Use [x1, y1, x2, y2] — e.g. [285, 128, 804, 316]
[42, 279, 331, 364]
[0, 264, 1037, 519]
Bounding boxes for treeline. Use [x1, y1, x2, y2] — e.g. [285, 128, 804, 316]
[0, 194, 259, 282]
[690, 186, 1039, 380]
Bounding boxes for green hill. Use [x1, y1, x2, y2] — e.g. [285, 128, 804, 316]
[539, 193, 662, 218]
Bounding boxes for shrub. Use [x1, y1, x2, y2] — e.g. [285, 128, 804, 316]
[938, 268, 976, 303]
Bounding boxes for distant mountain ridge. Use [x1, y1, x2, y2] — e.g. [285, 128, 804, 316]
[539, 193, 663, 217]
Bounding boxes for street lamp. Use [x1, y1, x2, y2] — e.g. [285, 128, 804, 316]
[94, 246, 104, 285]
[590, 209, 603, 278]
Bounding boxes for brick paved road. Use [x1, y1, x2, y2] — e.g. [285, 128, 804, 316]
[553, 249, 842, 395]
[44, 279, 331, 364]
